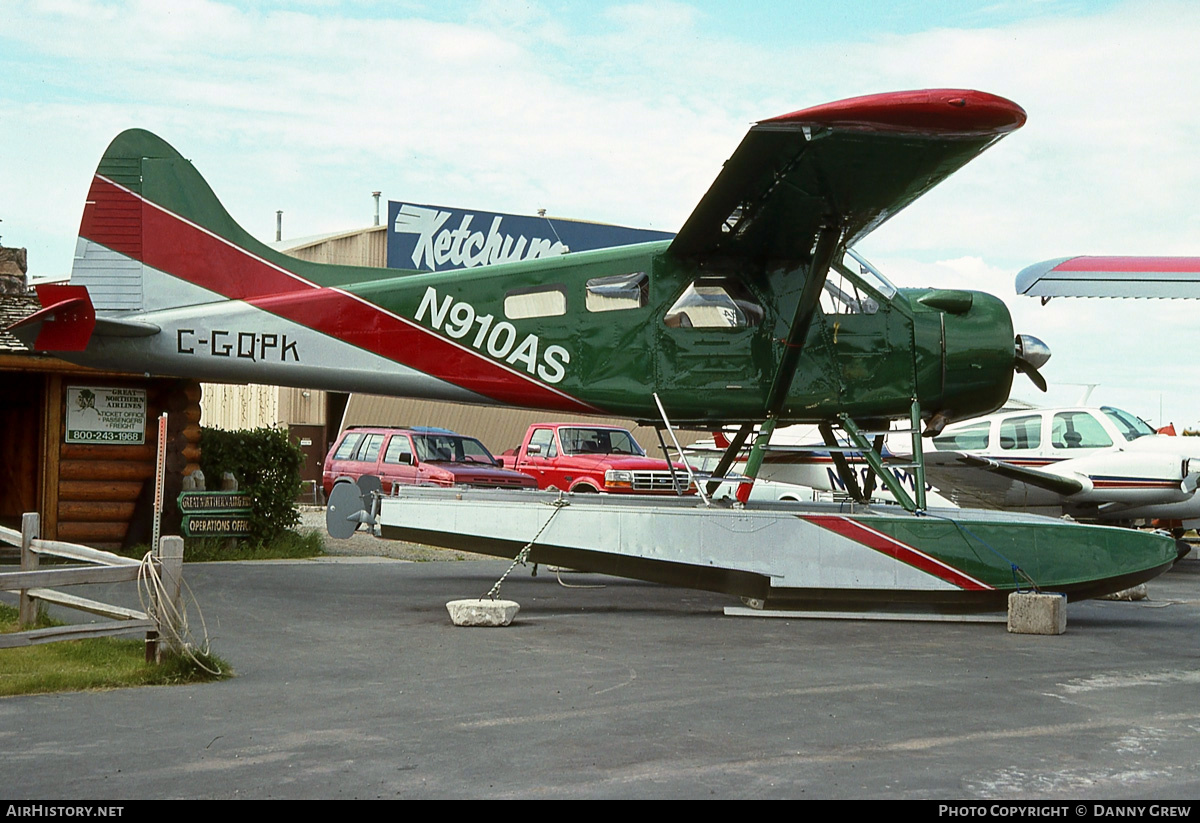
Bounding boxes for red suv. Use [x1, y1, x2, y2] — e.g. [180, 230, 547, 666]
[322, 426, 537, 497]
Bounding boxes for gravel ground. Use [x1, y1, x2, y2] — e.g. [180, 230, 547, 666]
[297, 505, 492, 562]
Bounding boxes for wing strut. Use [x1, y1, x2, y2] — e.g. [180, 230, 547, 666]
[765, 225, 843, 414]
[734, 225, 843, 503]
[704, 423, 754, 499]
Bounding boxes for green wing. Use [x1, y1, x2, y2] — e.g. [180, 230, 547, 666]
[670, 89, 1026, 261]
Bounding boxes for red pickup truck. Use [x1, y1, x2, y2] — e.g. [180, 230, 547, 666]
[499, 423, 695, 494]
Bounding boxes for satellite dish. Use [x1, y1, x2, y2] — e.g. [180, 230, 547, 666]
[357, 474, 383, 497]
[326, 482, 366, 540]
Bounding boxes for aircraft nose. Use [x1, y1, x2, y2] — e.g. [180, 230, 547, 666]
[1014, 334, 1051, 392]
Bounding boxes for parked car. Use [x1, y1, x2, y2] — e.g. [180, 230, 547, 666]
[499, 423, 695, 494]
[322, 426, 537, 496]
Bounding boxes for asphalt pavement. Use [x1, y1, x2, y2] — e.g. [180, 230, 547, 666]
[4, 548, 1200, 799]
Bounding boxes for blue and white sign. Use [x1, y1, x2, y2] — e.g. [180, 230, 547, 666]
[387, 201, 675, 272]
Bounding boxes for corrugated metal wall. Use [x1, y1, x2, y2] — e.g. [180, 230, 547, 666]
[285, 226, 387, 267]
[200, 383, 279, 430]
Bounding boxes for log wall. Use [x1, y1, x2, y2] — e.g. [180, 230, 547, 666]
[49, 378, 202, 550]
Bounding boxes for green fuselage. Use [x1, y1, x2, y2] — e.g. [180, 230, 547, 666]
[343, 240, 1016, 427]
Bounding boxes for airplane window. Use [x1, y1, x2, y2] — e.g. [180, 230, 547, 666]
[664, 281, 763, 329]
[1101, 407, 1156, 441]
[931, 422, 990, 451]
[844, 248, 898, 300]
[1051, 412, 1113, 449]
[504, 286, 567, 319]
[999, 415, 1041, 450]
[822, 262, 880, 315]
[586, 272, 647, 312]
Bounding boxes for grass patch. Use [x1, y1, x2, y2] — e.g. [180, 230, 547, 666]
[181, 529, 324, 562]
[115, 528, 325, 563]
[0, 603, 231, 698]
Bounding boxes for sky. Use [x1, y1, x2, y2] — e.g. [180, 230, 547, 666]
[2, 0, 1198, 428]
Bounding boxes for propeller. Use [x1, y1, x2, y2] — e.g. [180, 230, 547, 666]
[1014, 334, 1051, 392]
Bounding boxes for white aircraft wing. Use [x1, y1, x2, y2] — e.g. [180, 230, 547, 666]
[1016, 257, 1200, 299]
[922, 451, 1084, 511]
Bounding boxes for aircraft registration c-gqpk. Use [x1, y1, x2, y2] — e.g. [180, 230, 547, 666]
[10, 89, 1181, 614]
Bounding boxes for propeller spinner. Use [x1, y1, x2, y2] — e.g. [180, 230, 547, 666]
[1015, 334, 1051, 392]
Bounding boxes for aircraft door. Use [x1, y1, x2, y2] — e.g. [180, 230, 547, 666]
[817, 283, 906, 410]
[656, 278, 767, 419]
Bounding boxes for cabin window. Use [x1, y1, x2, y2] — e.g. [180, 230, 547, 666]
[999, 415, 1041, 450]
[333, 432, 364, 460]
[821, 272, 879, 315]
[664, 280, 763, 328]
[504, 286, 567, 319]
[931, 422, 990, 451]
[586, 272, 648, 312]
[1051, 412, 1113, 449]
[843, 248, 898, 300]
[383, 435, 413, 464]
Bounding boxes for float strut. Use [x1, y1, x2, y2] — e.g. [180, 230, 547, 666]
[838, 413, 918, 512]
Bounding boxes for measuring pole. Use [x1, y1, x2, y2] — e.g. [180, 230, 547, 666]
[152, 412, 168, 550]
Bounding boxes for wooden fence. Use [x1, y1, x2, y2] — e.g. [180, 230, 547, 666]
[0, 512, 184, 661]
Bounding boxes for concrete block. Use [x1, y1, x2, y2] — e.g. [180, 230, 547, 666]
[1007, 591, 1067, 635]
[447, 598, 520, 627]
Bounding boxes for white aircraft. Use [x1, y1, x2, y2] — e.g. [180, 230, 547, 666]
[921, 404, 1200, 529]
[687, 425, 958, 508]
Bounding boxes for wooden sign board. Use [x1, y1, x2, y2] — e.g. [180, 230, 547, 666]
[178, 491, 254, 537]
[178, 491, 254, 513]
[65, 386, 147, 444]
[181, 514, 254, 538]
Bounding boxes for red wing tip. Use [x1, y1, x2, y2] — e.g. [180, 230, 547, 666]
[763, 89, 1027, 136]
[1050, 256, 1200, 273]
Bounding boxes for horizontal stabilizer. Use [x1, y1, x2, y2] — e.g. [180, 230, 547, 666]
[4, 285, 161, 353]
[1016, 257, 1200, 299]
[7, 285, 96, 351]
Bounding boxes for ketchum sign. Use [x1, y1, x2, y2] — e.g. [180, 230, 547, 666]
[386, 202, 674, 272]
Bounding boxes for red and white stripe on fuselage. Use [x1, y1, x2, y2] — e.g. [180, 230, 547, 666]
[72, 175, 598, 413]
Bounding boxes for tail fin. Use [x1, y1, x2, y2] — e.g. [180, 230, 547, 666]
[72, 129, 358, 315]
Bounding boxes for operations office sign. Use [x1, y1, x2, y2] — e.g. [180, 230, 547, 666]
[65, 386, 147, 445]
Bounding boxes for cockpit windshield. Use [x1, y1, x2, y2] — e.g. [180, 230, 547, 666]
[1101, 407, 1157, 442]
[844, 248, 898, 300]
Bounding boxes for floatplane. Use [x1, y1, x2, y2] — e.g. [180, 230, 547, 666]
[10, 89, 1179, 613]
